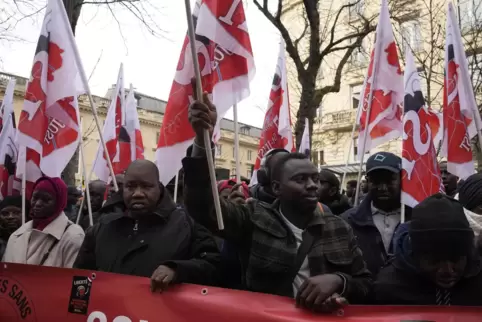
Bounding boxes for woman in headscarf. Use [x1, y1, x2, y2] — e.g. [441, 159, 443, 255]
[0, 196, 28, 259]
[2, 177, 85, 267]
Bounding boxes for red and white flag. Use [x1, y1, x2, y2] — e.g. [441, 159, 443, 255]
[156, 0, 255, 184]
[93, 64, 132, 182]
[250, 40, 294, 186]
[16, 0, 84, 179]
[125, 85, 145, 162]
[0, 79, 19, 198]
[441, 3, 482, 179]
[356, 0, 403, 158]
[401, 48, 443, 207]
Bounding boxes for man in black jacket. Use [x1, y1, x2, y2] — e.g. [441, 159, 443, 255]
[375, 194, 482, 306]
[74, 160, 220, 292]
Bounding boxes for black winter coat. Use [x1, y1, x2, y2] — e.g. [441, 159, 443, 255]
[375, 230, 482, 306]
[73, 192, 221, 286]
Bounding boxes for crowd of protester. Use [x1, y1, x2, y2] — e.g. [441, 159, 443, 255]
[1, 94, 482, 313]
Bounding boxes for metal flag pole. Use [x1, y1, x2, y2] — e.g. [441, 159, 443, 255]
[184, 0, 224, 230]
[21, 150, 26, 225]
[173, 173, 179, 203]
[79, 124, 94, 226]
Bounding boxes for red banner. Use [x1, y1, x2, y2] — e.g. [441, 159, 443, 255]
[1, 263, 481, 322]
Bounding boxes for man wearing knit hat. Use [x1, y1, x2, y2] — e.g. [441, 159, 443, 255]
[375, 193, 482, 305]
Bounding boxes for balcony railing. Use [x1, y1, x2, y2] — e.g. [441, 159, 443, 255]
[319, 109, 357, 132]
[0, 72, 29, 93]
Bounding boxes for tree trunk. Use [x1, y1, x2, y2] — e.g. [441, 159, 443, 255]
[60, 0, 83, 186]
[294, 81, 317, 152]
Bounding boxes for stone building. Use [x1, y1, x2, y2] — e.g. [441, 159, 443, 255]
[0, 72, 261, 184]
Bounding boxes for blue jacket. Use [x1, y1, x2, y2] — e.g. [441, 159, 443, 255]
[341, 193, 410, 276]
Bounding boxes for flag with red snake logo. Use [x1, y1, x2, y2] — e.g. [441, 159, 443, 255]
[356, 0, 403, 158]
[16, 0, 84, 181]
[156, 0, 255, 184]
[0, 79, 19, 198]
[92, 64, 136, 182]
[441, 3, 482, 179]
[250, 40, 294, 186]
[401, 48, 443, 207]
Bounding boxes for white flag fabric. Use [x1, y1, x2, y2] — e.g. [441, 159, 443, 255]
[356, 0, 403, 159]
[92, 64, 126, 182]
[125, 85, 145, 161]
[155, 0, 255, 184]
[441, 2, 482, 179]
[16, 0, 84, 178]
[0, 79, 19, 198]
[250, 39, 295, 186]
[299, 118, 310, 157]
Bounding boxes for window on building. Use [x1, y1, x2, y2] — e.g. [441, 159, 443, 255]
[348, 0, 364, 19]
[156, 131, 160, 144]
[401, 20, 422, 52]
[247, 150, 252, 161]
[231, 168, 236, 177]
[247, 169, 252, 178]
[353, 138, 369, 161]
[351, 84, 362, 109]
[320, 150, 325, 165]
[350, 37, 369, 66]
[459, 0, 482, 31]
[240, 126, 250, 135]
[215, 144, 222, 157]
[312, 151, 319, 168]
[232, 147, 235, 158]
[417, 71, 428, 98]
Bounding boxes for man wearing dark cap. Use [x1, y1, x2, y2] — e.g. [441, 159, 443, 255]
[341, 152, 406, 276]
[318, 170, 351, 215]
[375, 194, 482, 305]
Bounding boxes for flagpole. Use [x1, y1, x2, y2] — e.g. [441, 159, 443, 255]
[79, 124, 93, 226]
[173, 173, 179, 203]
[55, 0, 118, 193]
[184, 0, 224, 230]
[340, 106, 362, 194]
[233, 103, 241, 183]
[354, 36, 384, 207]
[21, 155, 26, 225]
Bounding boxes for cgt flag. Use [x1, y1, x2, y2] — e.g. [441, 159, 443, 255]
[16, 0, 84, 179]
[250, 40, 294, 186]
[402, 48, 443, 207]
[0, 79, 19, 198]
[356, 0, 403, 158]
[156, 0, 255, 185]
[441, 3, 482, 180]
[92, 64, 132, 182]
[125, 85, 145, 162]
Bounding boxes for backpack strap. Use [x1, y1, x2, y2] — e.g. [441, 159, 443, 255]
[39, 222, 72, 266]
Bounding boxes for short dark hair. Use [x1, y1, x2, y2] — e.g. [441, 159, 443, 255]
[347, 180, 357, 188]
[270, 152, 309, 182]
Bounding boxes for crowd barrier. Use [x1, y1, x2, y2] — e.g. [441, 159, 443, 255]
[0, 263, 481, 321]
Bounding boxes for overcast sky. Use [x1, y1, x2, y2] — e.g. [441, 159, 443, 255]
[0, 0, 281, 128]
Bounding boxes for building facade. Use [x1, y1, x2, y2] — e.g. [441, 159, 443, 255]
[281, 0, 482, 181]
[0, 72, 261, 184]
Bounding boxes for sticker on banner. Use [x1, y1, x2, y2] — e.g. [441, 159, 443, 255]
[0, 275, 36, 321]
[68, 275, 93, 315]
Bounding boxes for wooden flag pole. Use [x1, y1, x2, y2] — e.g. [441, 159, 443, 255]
[184, 0, 224, 230]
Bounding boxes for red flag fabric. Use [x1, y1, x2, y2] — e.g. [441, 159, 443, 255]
[16, 0, 84, 179]
[250, 40, 294, 186]
[92, 64, 132, 182]
[0, 79, 19, 198]
[401, 48, 443, 207]
[356, 0, 403, 157]
[155, 0, 255, 184]
[1, 263, 482, 322]
[441, 3, 482, 179]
